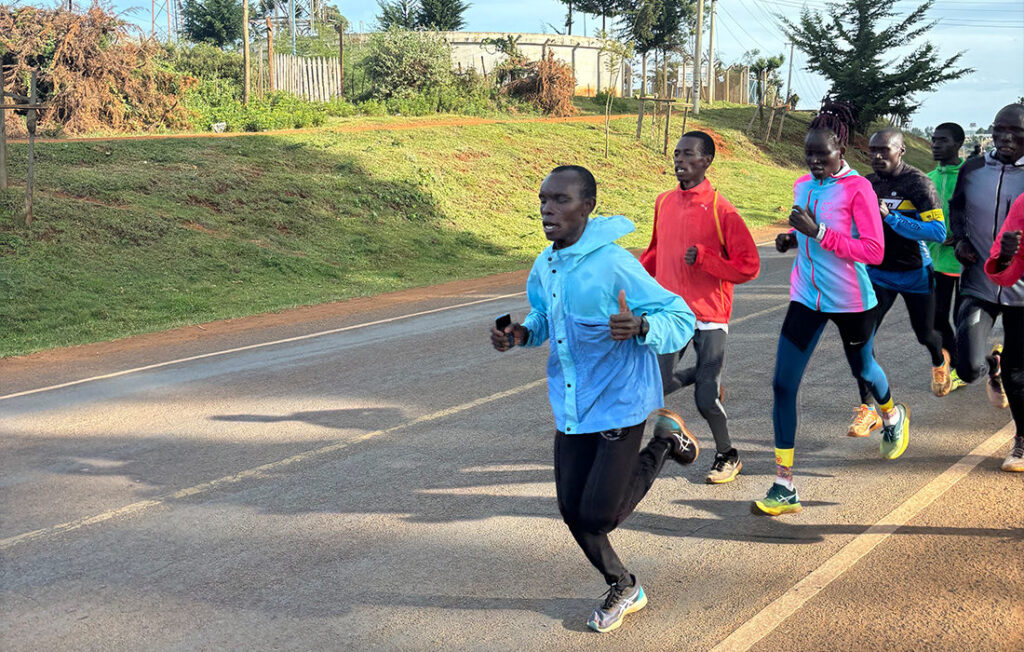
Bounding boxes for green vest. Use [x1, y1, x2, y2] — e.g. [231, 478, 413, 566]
[926, 159, 965, 276]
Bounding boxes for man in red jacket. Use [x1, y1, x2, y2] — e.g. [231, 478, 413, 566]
[640, 131, 761, 483]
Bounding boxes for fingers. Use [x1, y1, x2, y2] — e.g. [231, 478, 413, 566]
[617, 289, 629, 314]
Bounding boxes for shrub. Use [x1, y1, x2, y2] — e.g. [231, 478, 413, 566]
[165, 42, 244, 91]
[501, 53, 578, 117]
[362, 28, 454, 100]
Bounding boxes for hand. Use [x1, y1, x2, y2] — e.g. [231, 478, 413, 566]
[788, 204, 818, 237]
[878, 199, 889, 218]
[776, 232, 798, 253]
[609, 290, 642, 340]
[998, 230, 1023, 261]
[954, 239, 979, 266]
[684, 245, 699, 266]
[491, 322, 527, 352]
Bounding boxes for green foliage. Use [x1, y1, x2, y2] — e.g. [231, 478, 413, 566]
[185, 82, 326, 131]
[377, 0, 419, 29]
[181, 0, 244, 48]
[363, 28, 454, 99]
[417, 0, 470, 30]
[780, 0, 972, 130]
[164, 42, 244, 88]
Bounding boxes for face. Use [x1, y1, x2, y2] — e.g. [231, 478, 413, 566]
[868, 132, 905, 176]
[673, 136, 712, 188]
[805, 130, 844, 180]
[539, 171, 594, 249]
[931, 129, 961, 163]
[992, 107, 1024, 164]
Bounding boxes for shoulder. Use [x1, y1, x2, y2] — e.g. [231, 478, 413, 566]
[842, 174, 876, 194]
[793, 173, 813, 189]
[959, 156, 986, 178]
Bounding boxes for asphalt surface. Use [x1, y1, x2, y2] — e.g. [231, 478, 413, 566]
[2, 245, 1021, 651]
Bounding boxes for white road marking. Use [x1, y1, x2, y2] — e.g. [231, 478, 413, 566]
[710, 420, 1017, 652]
[0, 378, 547, 550]
[0, 292, 527, 402]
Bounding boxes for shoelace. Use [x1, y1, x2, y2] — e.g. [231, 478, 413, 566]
[1013, 439, 1024, 458]
[600, 582, 630, 610]
[711, 454, 728, 472]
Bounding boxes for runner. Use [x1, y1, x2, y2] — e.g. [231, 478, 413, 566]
[753, 102, 909, 517]
[846, 128, 949, 437]
[490, 165, 697, 632]
[639, 130, 761, 484]
[984, 194, 1024, 471]
[927, 123, 968, 394]
[948, 103, 1024, 410]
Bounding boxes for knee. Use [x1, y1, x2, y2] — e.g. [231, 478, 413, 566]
[695, 381, 722, 416]
[576, 505, 617, 535]
[773, 376, 796, 403]
[955, 361, 986, 384]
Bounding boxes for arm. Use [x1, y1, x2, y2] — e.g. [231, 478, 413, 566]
[818, 184, 885, 265]
[984, 196, 1024, 286]
[613, 253, 695, 355]
[947, 169, 967, 242]
[883, 208, 946, 243]
[519, 263, 549, 346]
[692, 205, 761, 284]
[638, 196, 662, 276]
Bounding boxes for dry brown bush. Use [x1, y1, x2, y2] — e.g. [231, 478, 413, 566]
[0, 5, 192, 135]
[501, 53, 578, 118]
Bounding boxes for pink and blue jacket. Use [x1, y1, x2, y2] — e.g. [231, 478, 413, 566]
[789, 163, 885, 313]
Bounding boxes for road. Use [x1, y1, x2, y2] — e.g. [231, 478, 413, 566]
[2, 245, 1021, 651]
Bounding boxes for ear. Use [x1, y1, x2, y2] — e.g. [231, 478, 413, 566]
[582, 196, 597, 216]
[839, 145, 847, 158]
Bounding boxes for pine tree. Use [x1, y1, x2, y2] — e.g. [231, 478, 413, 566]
[182, 0, 244, 48]
[376, 0, 419, 30]
[780, 0, 971, 129]
[416, 0, 470, 30]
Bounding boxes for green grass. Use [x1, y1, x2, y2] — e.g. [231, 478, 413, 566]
[0, 104, 933, 357]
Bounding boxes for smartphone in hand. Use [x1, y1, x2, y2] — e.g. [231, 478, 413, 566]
[495, 314, 514, 348]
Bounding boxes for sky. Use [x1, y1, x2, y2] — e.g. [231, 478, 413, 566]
[106, 0, 1024, 129]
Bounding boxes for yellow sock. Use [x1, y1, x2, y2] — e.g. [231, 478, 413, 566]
[879, 398, 895, 413]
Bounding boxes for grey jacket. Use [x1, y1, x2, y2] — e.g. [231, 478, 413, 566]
[949, 151, 1024, 306]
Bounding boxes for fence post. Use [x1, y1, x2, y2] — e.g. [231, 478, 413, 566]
[266, 18, 276, 92]
[635, 97, 645, 140]
[663, 101, 671, 155]
[0, 82, 7, 190]
[25, 70, 37, 227]
[338, 25, 345, 99]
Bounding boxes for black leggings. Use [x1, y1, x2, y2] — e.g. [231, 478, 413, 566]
[954, 297, 1024, 437]
[933, 273, 962, 368]
[554, 422, 670, 585]
[857, 283, 945, 404]
[658, 328, 731, 453]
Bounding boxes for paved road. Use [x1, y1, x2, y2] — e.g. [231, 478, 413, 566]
[2, 246, 1021, 651]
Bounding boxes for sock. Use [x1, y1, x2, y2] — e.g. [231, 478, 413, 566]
[774, 448, 795, 489]
[880, 401, 901, 426]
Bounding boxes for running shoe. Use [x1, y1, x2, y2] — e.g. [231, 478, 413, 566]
[652, 408, 699, 465]
[880, 404, 910, 460]
[987, 345, 1009, 408]
[949, 369, 967, 393]
[752, 482, 802, 516]
[706, 448, 742, 484]
[931, 349, 953, 397]
[1001, 437, 1024, 473]
[587, 576, 647, 633]
[848, 404, 882, 437]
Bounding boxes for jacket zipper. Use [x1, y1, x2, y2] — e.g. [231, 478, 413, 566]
[993, 166, 1006, 304]
[806, 187, 821, 310]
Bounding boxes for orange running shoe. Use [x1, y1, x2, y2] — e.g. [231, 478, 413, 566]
[848, 404, 882, 437]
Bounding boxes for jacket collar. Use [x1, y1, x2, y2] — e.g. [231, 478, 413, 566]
[933, 159, 964, 173]
[676, 177, 713, 198]
[548, 215, 635, 262]
[986, 151, 1024, 168]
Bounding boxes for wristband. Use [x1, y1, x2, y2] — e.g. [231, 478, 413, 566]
[815, 223, 827, 243]
[639, 315, 650, 338]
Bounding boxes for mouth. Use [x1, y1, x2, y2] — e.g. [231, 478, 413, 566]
[542, 221, 559, 233]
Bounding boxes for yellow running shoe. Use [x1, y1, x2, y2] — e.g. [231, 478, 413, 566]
[949, 369, 967, 392]
[880, 404, 910, 460]
[752, 482, 802, 516]
[931, 349, 953, 397]
[848, 404, 882, 437]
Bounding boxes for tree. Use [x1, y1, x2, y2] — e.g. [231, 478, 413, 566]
[577, 0, 620, 34]
[181, 0, 243, 48]
[780, 0, 972, 130]
[744, 49, 785, 126]
[417, 0, 470, 30]
[376, 0, 419, 29]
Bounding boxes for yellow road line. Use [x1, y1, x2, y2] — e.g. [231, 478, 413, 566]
[711, 420, 1016, 652]
[0, 379, 546, 551]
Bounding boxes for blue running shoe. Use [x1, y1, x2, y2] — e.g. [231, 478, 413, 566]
[652, 408, 699, 465]
[587, 576, 647, 633]
[751, 482, 802, 516]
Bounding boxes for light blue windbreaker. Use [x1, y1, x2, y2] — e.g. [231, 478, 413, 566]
[521, 215, 696, 434]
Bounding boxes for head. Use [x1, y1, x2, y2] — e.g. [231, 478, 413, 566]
[806, 101, 853, 179]
[931, 122, 965, 164]
[868, 128, 906, 177]
[539, 166, 597, 249]
[674, 131, 715, 189]
[992, 104, 1024, 164]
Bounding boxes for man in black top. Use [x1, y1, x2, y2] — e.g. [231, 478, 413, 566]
[848, 128, 950, 438]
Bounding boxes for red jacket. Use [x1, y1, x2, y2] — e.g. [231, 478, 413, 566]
[639, 179, 760, 323]
[985, 193, 1024, 287]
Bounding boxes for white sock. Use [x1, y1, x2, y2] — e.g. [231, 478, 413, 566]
[774, 476, 794, 491]
[881, 405, 901, 426]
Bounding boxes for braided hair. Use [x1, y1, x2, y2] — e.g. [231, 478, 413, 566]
[808, 100, 855, 147]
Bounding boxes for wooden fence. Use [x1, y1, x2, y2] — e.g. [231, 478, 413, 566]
[271, 53, 343, 102]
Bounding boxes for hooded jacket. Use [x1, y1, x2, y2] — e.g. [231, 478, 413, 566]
[521, 215, 696, 435]
[639, 179, 760, 324]
[949, 151, 1024, 306]
[926, 159, 965, 276]
[789, 163, 885, 313]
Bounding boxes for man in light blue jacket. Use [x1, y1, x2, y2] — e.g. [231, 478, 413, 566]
[490, 166, 697, 634]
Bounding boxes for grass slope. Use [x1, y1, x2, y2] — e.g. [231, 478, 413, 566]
[0, 105, 934, 357]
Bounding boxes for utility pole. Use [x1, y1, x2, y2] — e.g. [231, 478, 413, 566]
[289, 0, 296, 54]
[693, 0, 704, 115]
[242, 0, 250, 104]
[707, 0, 716, 104]
[776, 41, 795, 141]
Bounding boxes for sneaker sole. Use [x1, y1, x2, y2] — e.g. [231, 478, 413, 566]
[751, 500, 802, 516]
[847, 419, 881, 438]
[881, 404, 910, 460]
[706, 460, 742, 484]
[652, 408, 700, 464]
[587, 590, 647, 633]
[1001, 460, 1024, 472]
[987, 383, 1009, 409]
